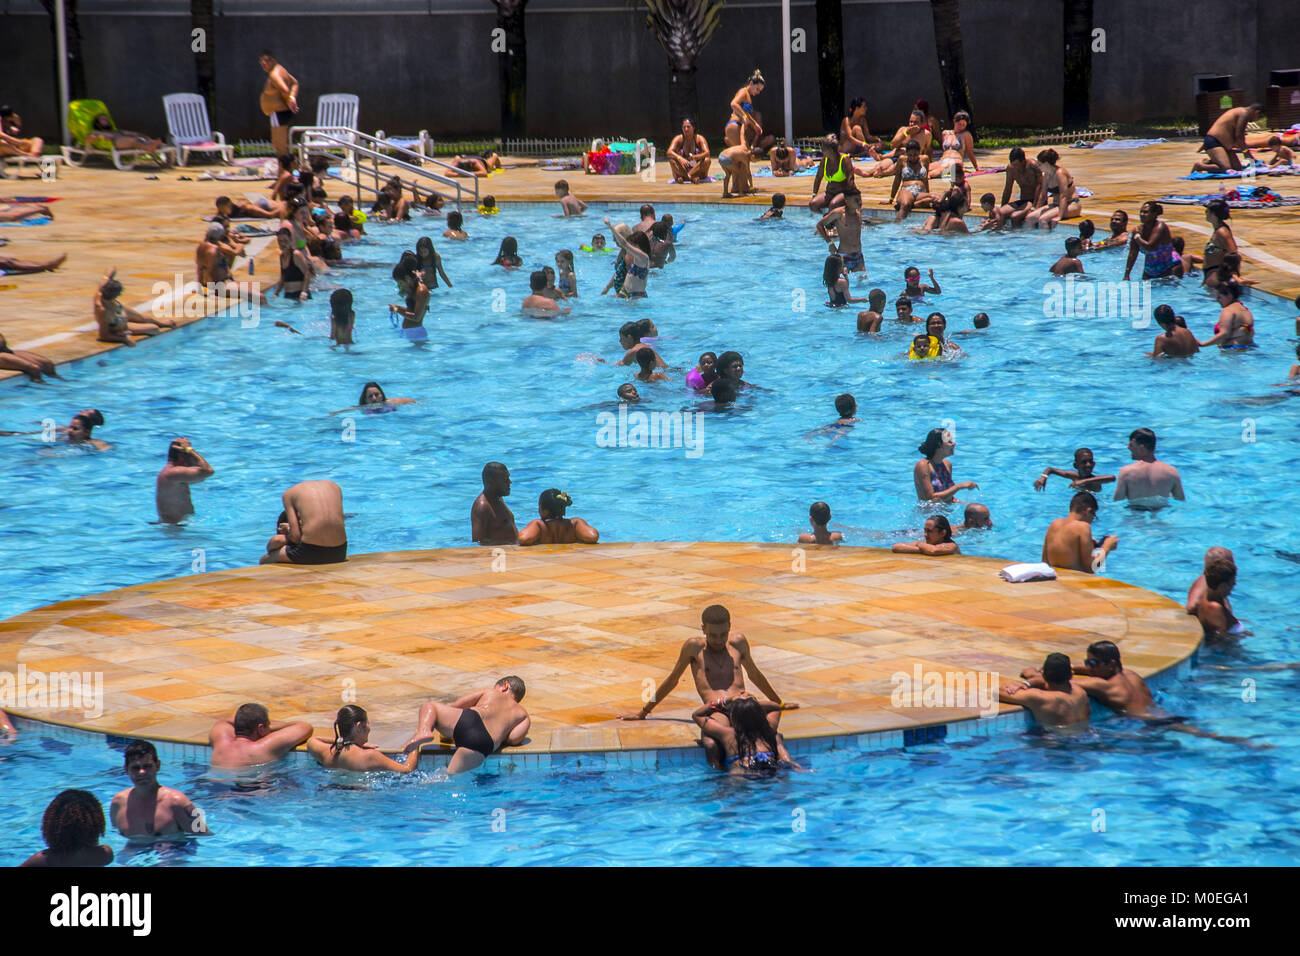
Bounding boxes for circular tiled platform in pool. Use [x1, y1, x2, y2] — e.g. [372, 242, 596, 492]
[0, 543, 1202, 759]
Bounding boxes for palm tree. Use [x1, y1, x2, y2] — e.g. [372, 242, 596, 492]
[644, 0, 726, 131]
[1062, 0, 1094, 129]
[492, 0, 529, 138]
[927, 0, 974, 135]
[816, 0, 845, 133]
[191, 0, 216, 125]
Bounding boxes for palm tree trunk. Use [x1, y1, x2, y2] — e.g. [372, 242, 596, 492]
[668, 65, 699, 130]
[928, 0, 974, 135]
[493, 0, 528, 139]
[1062, 0, 1093, 129]
[644, 0, 725, 131]
[191, 0, 216, 123]
[41, 0, 87, 101]
[816, 0, 845, 133]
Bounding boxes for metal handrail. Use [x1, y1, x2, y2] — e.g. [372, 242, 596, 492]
[289, 126, 478, 207]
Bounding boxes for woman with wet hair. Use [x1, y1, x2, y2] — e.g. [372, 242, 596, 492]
[913, 427, 977, 503]
[693, 695, 794, 774]
[491, 236, 523, 268]
[20, 790, 114, 867]
[892, 515, 961, 555]
[1199, 276, 1255, 349]
[517, 489, 600, 545]
[389, 251, 428, 327]
[306, 704, 432, 774]
[1201, 198, 1237, 285]
[328, 382, 416, 415]
[415, 236, 453, 289]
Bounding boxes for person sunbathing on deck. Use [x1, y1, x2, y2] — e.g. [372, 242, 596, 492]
[91, 113, 163, 154]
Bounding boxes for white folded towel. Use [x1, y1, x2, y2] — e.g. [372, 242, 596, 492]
[999, 563, 1058, 583]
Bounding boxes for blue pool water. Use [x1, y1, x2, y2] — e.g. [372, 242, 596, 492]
[2, 203, 1298, 865]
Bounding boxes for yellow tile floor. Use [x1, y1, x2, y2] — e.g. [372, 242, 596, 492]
[0, 542, 1202, 754]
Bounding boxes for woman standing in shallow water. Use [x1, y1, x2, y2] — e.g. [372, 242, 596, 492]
[913, 427, 977, 503]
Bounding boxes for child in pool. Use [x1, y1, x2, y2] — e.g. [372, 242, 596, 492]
[1050, 237, 1085, 275]
[581, 233, 609, 253]
[634, 348, 670, 383]
[1077, 218, 1096, 251]
[1172, 236, 1202, 277]
[823, 254, 867, 308]
[1034, 446, 1116, 492]
[555, 249, 578, 297]
[686, 351, 718, 390]
[797, 501, 843, 545]
[901, 266, 940, 298]
[908, 334, 941, 359]
[758, 193, 786, 220]
[541, 266, 565, 301]
[554, 179, 588, 217]
[329, 288, 355, 347]
[492, 236, 523, 268]
[478, 195, 498, 215]
[443, 210, 468, 241]
[977, 192, 1001, 231]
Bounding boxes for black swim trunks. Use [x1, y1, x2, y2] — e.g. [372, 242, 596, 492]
[452, 709, 495, 757]
[1202, 134, 1223, 152]
[285, 540, 348, 564]
[1142, 714, 1191, 727]
[271, 109, 294, 127]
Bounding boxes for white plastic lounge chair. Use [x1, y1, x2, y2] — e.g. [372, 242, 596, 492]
[374, 129, 432, 163]
[61, 99, 172, 171]
[163, 93, 234, 166]
[299, 94, 360, 158]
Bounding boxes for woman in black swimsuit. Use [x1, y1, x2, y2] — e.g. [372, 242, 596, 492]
[270, 227, 312, 301]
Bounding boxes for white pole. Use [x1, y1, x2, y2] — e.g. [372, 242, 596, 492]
[782, 0, 793, 143]
[55, 0, 70, 146]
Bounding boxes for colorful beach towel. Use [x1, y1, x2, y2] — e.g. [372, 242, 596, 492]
[1159, 186, 1300, 208]
[1093, 138, 1169, 149]
[0, 217, 51, 226]
[0, 197, 59, 204]
[1181, 163, 1300, 179]
[754, 165, 817, 177]
[967, 165, 1006, 177]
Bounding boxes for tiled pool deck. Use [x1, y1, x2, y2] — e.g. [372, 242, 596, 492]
[0, 543, 1203, 769]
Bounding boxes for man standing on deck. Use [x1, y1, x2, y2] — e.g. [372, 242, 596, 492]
[259, 51, 299, 158]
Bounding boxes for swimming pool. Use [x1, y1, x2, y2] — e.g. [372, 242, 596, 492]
[2, 203, 1298, 865]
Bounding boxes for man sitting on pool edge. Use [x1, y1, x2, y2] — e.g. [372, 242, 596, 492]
[261, 479, 348, 564]
[405, 677, 530, 774]
[621, 604, 797, 768]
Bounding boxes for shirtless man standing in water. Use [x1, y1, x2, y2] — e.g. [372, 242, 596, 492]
[998, 653, 1090, 729]
[1042, 491, 1119, 573]
[156, 437, 214, 524]
[471, 461, 518, 545]
[406, 677, 530, 774]
[258, 50, 299, 158]
[1113, 427, 1184, 508]
[111, 740, 208, 839]
[261, 479, 348, 564]
[622, 604, 798, 767]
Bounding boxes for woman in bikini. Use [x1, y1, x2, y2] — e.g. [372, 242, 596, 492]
[913, 427, 978, 503]
[667, 118, 712, 183]
[839, 97, 884, 158]
[389, 251, 428, 327]
[891, 141, 933, 222]
[928, 111, 979, 178]
[516, 489, 600, 545]
[93, 268, 175, 345]
[1026, 149, 1081, 228]
[809, 134, 857, 213]
[1123, 201, 1178, 280]
[1199, 276, 1255, 349]
[1201, 198, 1236, 286]
[603, 219, 651, 298]
[724, 71, 766, 148]
[306, 705, 431, 775]
[693, 695, 794, 775]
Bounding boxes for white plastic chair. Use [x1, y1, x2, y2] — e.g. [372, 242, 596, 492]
[162, 93, 234, 166]
[300, 94, 359, 156]
[374, 129, 432, 162]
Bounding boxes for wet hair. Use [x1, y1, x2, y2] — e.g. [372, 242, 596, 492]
[330, 704, 367, 755]
[810, 501, 832, 525]
[415, 236, 435, 264]
[1042, 653, 1072, 685]
[554, 179, 569, 194]
[918, 427, 949, 458]
[650, 221, 669, 240]
[1205, 558, 1237, 590]
[835, 393, 857, 417]
[635, 348, 657, 372]
[1129, 427, 1157, 450]
[123, 739, 159, 768]
[1037, 148, 1060, 165]
[447, 211, 464, 230]
[634, 318, 656, 338]
[1171, 236, 1185, 253]
[1009, 147, 1026, 163]
[1078, 219, 1095, 239]
[823, 254, 845, 288]
[529, 270, 547, 292]
[497, 675, 526, 701]
[71, 409, 104, 435]
[337, 193, 354, 208]
[628, 231, 652, 256]
[100, 279, 123, 300]
[1070, 491, 1099, 513]
[482, 461, 509, 482]
[771, 193, 786, 208]
[539, 488, 572, 518]
[710, 378, 737, 404]
[1221, 252, 1242, 274]
[1072, 446, 1094, 464]
[41, 790, 106, 854]
[1205, 198, 1231, 223]
[233, 703, 269, 737]
[912, 334, 934, 353]
[1065, 236, 1083, 254]
[640, 204, 655, 219]
[1154, 303, 1176, 327]
[556, 249, 575, 270]
[962, 503, 991, 528]
[702, 604, 731, 626]
[492, 236, 520, 265]
[716, 351, 743, 378]
[358, 381, 387, 405]
[926, 515, 954, 542]
[868, 288, 887, 309]
[391, 251, 418, 285]
[926, 312, 947, 337]
[980, 192, 995, 206]
[698, 351, 717, 368]
[972, 312, 990, 329]
[1087, 640, 1122, 669]
[329, 288, 353, 319]
[617, 383, 639, 401]
[1214, 270, 1243, 300]
[895, 297, 913, 312]
[730, 696, 781, 772]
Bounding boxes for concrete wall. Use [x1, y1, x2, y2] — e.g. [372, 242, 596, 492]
[2, 0, 1295, 147]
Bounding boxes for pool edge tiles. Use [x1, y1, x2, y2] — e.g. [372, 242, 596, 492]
[0, 543, 1203, 762]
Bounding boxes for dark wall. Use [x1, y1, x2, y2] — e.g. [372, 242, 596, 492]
[2, 0, 1295, 149]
